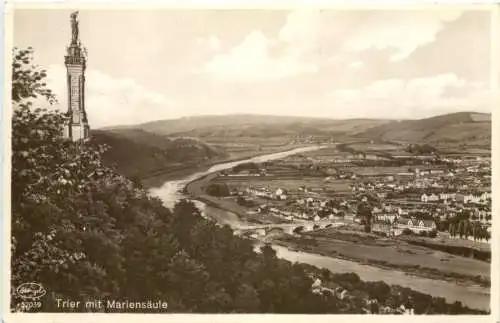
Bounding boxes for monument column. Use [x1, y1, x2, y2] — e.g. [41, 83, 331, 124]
[64, 11, 90, 141]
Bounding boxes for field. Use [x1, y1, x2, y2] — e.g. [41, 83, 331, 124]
[205, 137, 303, 159]
[339, 141, 491, 159]
[461, 148, 491, 155]
[399, 234, 491, 252]
[350, 166, 411, 176]
[305, 147, 352, 159]
[215, 177, 353, 197]
[348, 142, 401, 151]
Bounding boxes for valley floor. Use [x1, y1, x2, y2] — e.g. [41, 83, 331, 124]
[185, 171, 490, 289]
[143, 142, 307, 188]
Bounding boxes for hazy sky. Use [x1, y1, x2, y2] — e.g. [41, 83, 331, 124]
[13, 8, 494, 128]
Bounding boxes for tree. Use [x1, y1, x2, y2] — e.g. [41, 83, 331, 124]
[233, 284, 260, 312]
[206, 183, 230, 197]
[172, 199, 202, 248]
[472, 223, 479, 241]
[419, 231, 428, 237]
[366, 281, 390, 303]
[11, 47, 133, 310]
[232, 162, 259, 173]
[457, 221, 464, 238]
[260, 244, 277, 262]
[293, 226, 304, 234]
[12, 47, 57, 104]
[357, 202, 372, 233]
[448, 222, 456, 237]
[402, 228, 413, 235]
[463, 220, 471, 239]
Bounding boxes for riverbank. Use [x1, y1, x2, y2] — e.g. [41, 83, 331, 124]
[184, 174, 275, 226]
[271, 244, 490, 311]
[143, 143, 311, 188]
[182, 145, 329, 220]
[272, 233, 490, 288]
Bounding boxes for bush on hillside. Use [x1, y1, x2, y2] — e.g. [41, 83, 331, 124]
[232, 162, 259, 173]
[206, 183, 230, 197]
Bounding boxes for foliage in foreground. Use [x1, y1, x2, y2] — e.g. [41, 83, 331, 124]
[10, 47, 487, 314]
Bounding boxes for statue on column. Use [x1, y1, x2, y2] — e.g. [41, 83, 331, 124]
[70, 11, 79, 44]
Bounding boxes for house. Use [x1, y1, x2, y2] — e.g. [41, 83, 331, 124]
[481, 192, 491, 201]
[439, 193, 456, 201]
[421, 193, 439, 202]
[372, 222, 393, 235]
[311, 278, 322, 290]
[298, 186, 309, 193]
[275, 188, 288, 200]
[461, 194, 481, 204]
[377, 192, 388, 199]
[397, 208, 409, 216]
[353, 217, 363, 224]
[394, 217, 437, 235]
[419, 170, 430, 176]
[376, 213, 397, 223]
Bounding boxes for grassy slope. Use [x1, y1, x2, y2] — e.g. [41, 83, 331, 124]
[106, 112, 491, 146]
[355, 112, 491, 145]
[91, 128, 228, 179]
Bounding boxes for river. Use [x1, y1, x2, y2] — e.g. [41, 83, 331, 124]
[149, 146, 490, 311]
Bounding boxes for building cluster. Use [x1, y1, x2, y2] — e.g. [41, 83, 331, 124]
[310, 278, 415, 315]
[222, 150, 491, 242]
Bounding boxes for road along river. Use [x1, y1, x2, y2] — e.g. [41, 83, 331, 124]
[149, 146, 490, 311]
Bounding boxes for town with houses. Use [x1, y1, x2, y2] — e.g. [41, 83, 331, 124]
[212, 143, 492, 242]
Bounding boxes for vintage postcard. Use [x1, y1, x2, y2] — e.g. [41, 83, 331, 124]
[2, 2, 499, 323]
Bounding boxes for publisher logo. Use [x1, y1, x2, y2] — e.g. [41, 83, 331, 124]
[16, 282, 46, 301]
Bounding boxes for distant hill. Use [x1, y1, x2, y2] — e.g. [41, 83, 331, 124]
[355, 112, 491, 145]
[106, 112, 491, 145]
[118, 114, 391, 138]
[93, 112, 491, 179]
[91, 128, 228, 179]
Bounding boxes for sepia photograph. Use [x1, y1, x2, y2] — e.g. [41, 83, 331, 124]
[2, 3, 498, 321]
